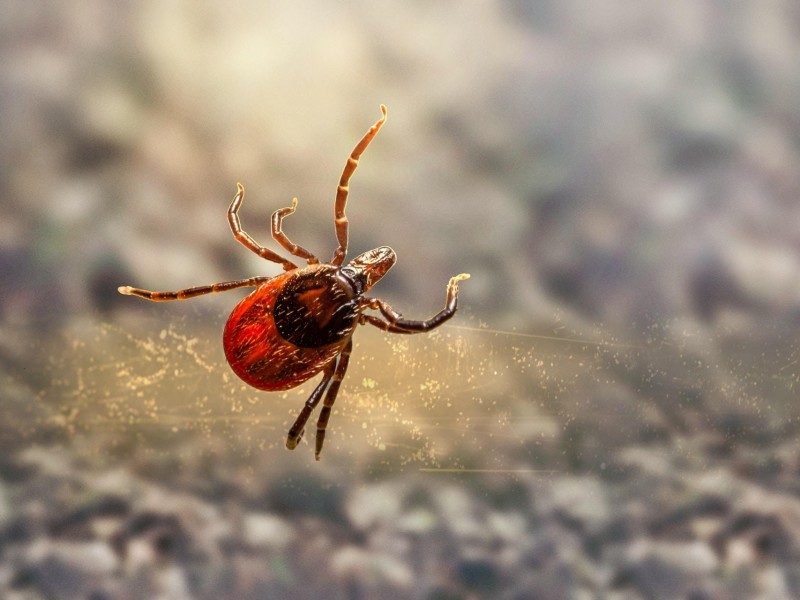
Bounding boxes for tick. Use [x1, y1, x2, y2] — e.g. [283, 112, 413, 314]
[119, 105, 469, 459]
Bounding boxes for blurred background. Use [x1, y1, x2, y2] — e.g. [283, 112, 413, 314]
[2, 1, 800, 598]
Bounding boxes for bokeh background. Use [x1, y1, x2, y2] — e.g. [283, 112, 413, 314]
[3, 1, 800, 599]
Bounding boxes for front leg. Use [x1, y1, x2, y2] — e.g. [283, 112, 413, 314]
[362, 273, 469, 332]
[331, 105, 388, 266]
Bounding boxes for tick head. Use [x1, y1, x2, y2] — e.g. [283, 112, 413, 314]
[342, 246, 396, 293]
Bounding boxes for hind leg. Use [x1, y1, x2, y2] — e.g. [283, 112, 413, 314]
[314, 339, 352, 460]
[118, 276, 271, 301]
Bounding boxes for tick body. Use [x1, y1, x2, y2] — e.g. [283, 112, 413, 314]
[119, 105, 469, 459]
[223, 264, 357, 391]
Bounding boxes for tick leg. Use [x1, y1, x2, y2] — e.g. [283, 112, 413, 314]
[228, 183, 297, 271]
[286, 361, 336, 450]
[359, 314, 414, 333]
[315, 339, 352, 460]
[331, 105, 388, 266]
[363, 273, 470, 332]
[271, 198, 319, 264]
[118, 276, 271, 302]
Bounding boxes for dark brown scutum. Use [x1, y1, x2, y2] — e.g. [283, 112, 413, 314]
[273, 269, 358, 348]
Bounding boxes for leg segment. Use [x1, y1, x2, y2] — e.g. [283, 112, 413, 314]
[286, 361, 336, 450]
[271, 198, 319, 264]
[331, 105, 388, 266]
[315, 339, 352, 460]
[359, 314, 414, 333]
[363, 273, 470, 332]
[118, 276, 271, 302]
[228, 183, 297, 271]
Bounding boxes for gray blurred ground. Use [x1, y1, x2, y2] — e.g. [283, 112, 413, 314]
[2, 1, 800, 599]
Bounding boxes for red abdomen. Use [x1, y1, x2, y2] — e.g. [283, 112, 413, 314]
[223, 265, 356, 391]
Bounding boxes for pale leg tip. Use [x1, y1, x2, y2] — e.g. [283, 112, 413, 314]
[118, 286, 133, 295]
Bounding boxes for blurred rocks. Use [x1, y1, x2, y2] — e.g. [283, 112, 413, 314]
[0, 442, 795, 599]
